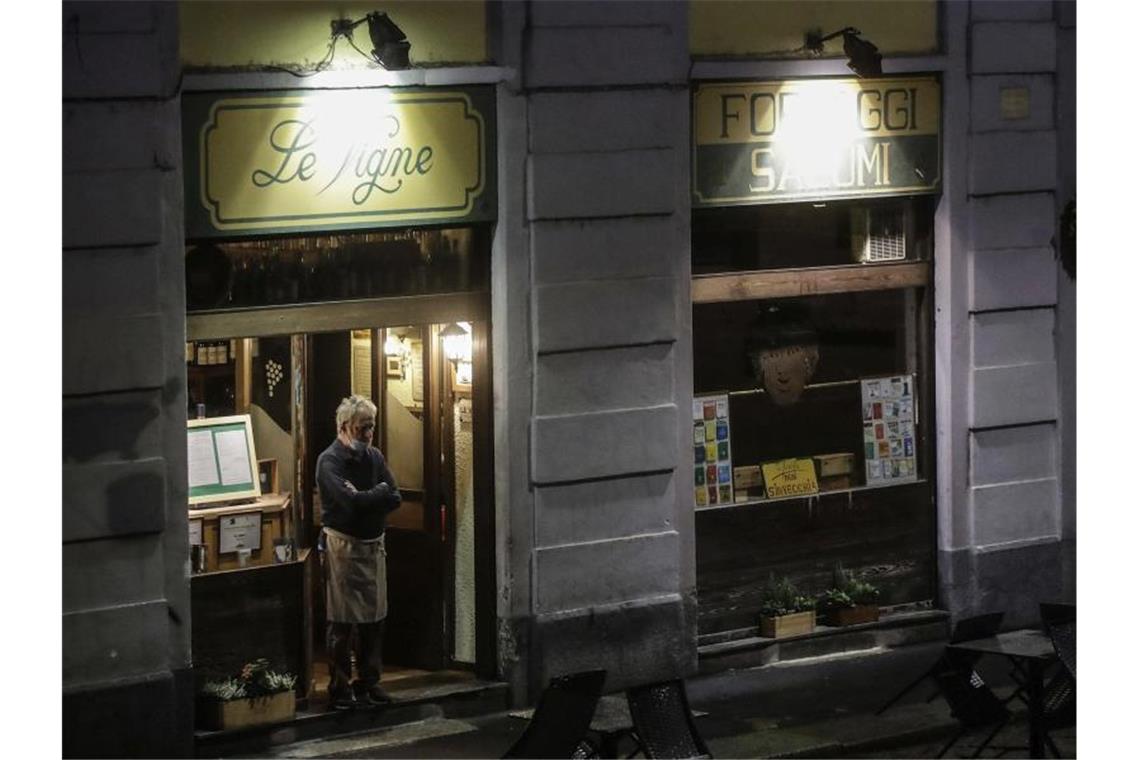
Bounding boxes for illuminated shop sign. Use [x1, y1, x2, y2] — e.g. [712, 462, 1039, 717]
[693, 77, 940, 206]
[183, 87, 495, 237]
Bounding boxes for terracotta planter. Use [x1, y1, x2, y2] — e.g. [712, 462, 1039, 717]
[823, 604, 880, 627]
[759, 610, 815, 639]
[200, 691, 296, 731]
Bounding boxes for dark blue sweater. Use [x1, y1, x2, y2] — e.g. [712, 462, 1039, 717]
[316, 439, 402, 539]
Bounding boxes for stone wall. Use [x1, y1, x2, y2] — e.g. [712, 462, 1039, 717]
[504, 0, 698, 697]
[61, 2, 192, 756]
[939, 0, 1073, 627]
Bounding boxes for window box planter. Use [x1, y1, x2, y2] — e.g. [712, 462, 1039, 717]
[200, 690, 296, 731]
[759, 610, 816, 639]
[823, 604, 880, 627]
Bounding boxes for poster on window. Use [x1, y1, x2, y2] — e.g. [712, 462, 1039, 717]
[693, 394, 733, 508]
[860, 375, 918, 485]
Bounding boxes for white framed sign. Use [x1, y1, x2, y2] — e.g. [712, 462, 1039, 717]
[219, 511, 262, 554]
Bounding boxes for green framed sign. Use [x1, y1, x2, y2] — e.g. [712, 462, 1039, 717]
[183, 86, 496, 238]
[693, 77, 941, 207]
[187, 414, 262, 506]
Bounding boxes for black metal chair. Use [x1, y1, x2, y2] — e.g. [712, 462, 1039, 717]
[1039, 602, 1076, 758]
[877, 611, 1006, 715]
[625, 679, 712, 759]
[934, 649, 1013, 759]
[503, 669, 608, 759]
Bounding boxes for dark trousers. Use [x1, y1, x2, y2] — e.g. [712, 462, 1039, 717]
[327, 619, 385, 696]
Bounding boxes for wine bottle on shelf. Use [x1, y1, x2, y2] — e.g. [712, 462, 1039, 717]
[219, 340, 228, 365]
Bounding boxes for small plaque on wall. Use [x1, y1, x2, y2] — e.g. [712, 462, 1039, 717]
[219, 512, 262, 553]
[188, 519, 203, 547]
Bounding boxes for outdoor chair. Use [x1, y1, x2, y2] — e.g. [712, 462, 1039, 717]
[1039, 602, 1076, 757]
[933, 649, 1012, 759]
[625, 679, 712, 759]
[876, 611, 1005, 715]
[1040, 603, 1076, 679]
[503, 669, 607, 759]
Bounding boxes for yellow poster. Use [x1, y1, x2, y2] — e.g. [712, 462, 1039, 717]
[761, 458, 820, 499]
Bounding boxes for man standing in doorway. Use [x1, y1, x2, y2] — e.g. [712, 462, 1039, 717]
[317, 395, 403, 709]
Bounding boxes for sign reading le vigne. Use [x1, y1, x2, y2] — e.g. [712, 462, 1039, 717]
[183, 87, 495, 237]
[693, 77, 941, 206]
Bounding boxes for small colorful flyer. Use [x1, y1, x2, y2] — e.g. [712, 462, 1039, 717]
[860, 374, 918, 485]
[693, 394, 733, 507]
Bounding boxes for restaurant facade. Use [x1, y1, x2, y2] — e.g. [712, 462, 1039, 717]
[62, 1, 1076, 756]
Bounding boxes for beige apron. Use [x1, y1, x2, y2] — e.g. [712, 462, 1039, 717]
[323, 527, 388, 624]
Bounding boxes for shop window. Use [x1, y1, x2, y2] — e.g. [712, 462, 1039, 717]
[692, 197, 936, 632]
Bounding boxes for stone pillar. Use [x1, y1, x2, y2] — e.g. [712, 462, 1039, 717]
[62, 2, 192, 755]
[502, 0, 697, 697]
[940, 0, 1070, 627]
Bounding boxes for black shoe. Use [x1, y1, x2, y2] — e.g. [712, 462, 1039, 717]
[328, 689, 357, 711]
[361, 684, 394, 706]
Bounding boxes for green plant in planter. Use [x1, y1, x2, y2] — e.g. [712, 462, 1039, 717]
[200, 658, 297, 702]
[816, 564, 880, 611]
[757, 574, 816, 617]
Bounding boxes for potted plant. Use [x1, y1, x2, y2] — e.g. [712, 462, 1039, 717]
[198, 658, 298, 731]
[817, 566, 881, 626]
[757, 575, 816, 638]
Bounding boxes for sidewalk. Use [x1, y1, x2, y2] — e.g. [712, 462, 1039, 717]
[250, 641, 1076, 759]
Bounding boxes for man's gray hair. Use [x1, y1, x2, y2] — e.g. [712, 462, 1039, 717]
[335, 395, 377, 431]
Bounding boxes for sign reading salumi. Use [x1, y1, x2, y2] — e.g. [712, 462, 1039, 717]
[693, 77, 940, 206]
[183, 87, 495, 237]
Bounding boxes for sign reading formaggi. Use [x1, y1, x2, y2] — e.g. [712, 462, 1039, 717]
[183, 87, 495, 237]
[693, 77, 940, 206]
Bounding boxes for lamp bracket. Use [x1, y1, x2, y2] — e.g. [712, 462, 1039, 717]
[804, 26, 859, 55]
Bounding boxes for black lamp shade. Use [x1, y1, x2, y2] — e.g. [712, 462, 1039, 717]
[843, 31, 882, 77]
[366, 12, 410, 69]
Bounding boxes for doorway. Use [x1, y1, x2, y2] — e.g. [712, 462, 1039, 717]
[306, 319, 491, 674]
[185, 226, 497, 699]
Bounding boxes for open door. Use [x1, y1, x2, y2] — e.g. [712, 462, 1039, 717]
[379, 324, 449, 669]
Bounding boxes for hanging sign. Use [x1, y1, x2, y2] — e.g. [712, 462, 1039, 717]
[183, 86, 496, 237]
[693, 77, 940, 206]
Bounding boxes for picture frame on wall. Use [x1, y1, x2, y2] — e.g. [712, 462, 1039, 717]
[386, 356, 403, 377]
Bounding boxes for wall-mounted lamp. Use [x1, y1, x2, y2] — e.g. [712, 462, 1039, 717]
[330, 11, 411, 70]
[441, 322, 472, 364]
[440, 322, 473, 386]
[384, 332, 408, 358]
[804, 27, 882, 78]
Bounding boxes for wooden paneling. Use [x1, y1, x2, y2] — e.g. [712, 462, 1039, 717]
[695, 481, 935, 635]
[186, 291, 490, 341]
[692, 263, 930, 304]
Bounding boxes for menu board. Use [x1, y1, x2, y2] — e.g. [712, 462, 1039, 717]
[861, 375, 918, 484]
[692, 395, 733, 508]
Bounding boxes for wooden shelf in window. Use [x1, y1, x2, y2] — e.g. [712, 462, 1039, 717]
[695, 478, 928, 513]
[692, 262, 930, 304]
